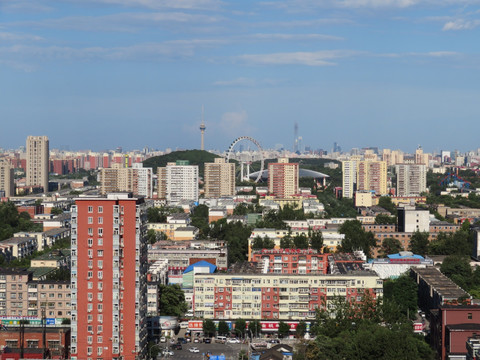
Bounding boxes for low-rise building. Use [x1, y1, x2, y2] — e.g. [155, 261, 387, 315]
[0, 237, 37, 260]
[251, 249, 328, 274]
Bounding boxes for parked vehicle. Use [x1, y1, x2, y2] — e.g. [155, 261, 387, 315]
[180, 321, 189, 329]
[204, 338, 211, 344]
[189, 347, 199, 353]
[227, 338, 240, 344]
[160, 336, 166, 343]
[215, 336, 227, 344]
[177, 337, 187, 344]
[172, 343, 182, 350]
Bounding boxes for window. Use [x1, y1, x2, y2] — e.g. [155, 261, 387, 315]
[98, 228, 103, 236]
[98, 206, 103, 213]
[98, 217, 103, 224]
[98, 282, 103, 290]
[27, 340, 39, 348]
[98, 271, 103, 279]
[98, 238, 103, 246]
[88, 238, 93, 247]
[97, 347, 103, 356]
[88, 228, 93, 236]
[88, 249, 93, 258]
[88, 217, 93, 224]
[88, 282, 93, 289]
[97, 250, 104, 257]
[468, 313, 473, 319]
[88, 206, 93, 213]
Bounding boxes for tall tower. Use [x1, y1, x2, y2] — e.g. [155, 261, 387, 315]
[293, 123, 298, 153]
[26, 135, 49, 192]
[70, 193, 148, 360]
[200, 106, 206, 151]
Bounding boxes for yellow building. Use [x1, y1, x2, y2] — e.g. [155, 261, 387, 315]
[193, 271, 382, 321]
[357, 160, 387, 196]
[204, 158, 235, 198]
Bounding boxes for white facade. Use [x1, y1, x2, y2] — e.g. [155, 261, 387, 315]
[133, 163, 154, 198]
[342, 160, 357, 198]
[162, 163, 199, 204]
[395, 164, 427, 197]
[398, 205, 430, 233]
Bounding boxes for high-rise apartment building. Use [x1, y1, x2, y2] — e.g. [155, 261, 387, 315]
[70, 193, 148, 360]
[268, 158, 299, 198]
[342, 160, 357, 199]
[357, 160, 387, 196]
[415, 147, 429, 165]
[395, 164, 427, 196]
[157, 160, 199, 204]
[204, 158, 235, 198]
[100, 164, 153, 198]
[26, 136, 49, 191]
[0, 159, 15, 197]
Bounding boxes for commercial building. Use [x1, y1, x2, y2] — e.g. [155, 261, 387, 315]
[157, 161, 199, 204]
[70, 193, 148, 360]
[0, 159, 14, 197]
[100, 164, 153, 198]
[204, 158, 235, 198]
[193, 269, 382, 321]
[395, 164, 427, 196]
[26, 136, 49, 192]
[268, 158, 299, 198]
[356, 160, 387, 196]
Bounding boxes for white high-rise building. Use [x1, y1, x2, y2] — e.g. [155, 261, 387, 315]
[26, 135, 49, 191]
[158, 161, 199, 204]
[395, 164, 427, 197]
[342, 160, 357, 199]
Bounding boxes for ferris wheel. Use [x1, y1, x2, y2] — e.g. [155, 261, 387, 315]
[226, 136, 265, 183]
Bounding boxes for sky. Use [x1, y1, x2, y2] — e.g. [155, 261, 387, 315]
[1, 0, 480, 154]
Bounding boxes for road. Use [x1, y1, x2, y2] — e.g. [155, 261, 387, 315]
[156, 342, 246, 360]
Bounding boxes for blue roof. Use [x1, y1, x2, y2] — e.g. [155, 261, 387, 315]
[387, 252, 425, 260]
[183, 260, 217, 274]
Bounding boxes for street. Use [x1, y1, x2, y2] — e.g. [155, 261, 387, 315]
[156, 342, 246, 360]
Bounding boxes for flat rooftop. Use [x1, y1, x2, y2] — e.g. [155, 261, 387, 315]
[412, 267, 469, 300]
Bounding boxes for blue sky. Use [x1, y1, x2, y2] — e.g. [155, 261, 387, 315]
[1, 0, 480, 153]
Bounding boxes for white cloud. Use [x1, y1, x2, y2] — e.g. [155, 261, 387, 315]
[219, 110, 254, 136]
[236, 50, 356, 66]
[0, 31, 43, 42]
[443, 19, 480, 31]
[249, 33, 344, 41]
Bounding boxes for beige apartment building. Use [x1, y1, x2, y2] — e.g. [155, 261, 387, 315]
[396, 164, 427, 196]
[204, 158, 235, 198]
[0, 268, 70, 319]
[268, 158, 299, 198]
[357, 160, 387, 196]
[0, 159, 15, 197]
[26, 136, 49, 192]
[99, 163, 153, 197]
[157, 160, 199, 204]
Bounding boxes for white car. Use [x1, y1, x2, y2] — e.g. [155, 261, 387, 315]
[227, 338, 240, 344]
[160, 336, 166, 343]
[163, 350, 174, 356]
[189, 347, 200, 353]
[180, 321, 189, 329]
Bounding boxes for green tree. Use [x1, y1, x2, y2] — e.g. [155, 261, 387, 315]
[338, 220, 376, 258]
[50, 207, 63, 215]
[310, 230, 323, 252]
[203, 319, 216, 337]
[378, 196, 396, 214]
[383, 275, 418, 319]
[408, 230, 430, 256]
[248, 320, 261, 338]
[293, 234, 309, 249]
[375, 213, 396, 225]
[278, 321, 290, 338]
[263, 236, 275, 249]
[440, 255, 472, 290]
[296, 320, 307, 339]
[234, 318, 247, 338]
[147, 229, 158, 244]
[380, 237, 403, 257]
[218, 320, 230, 336]
[147, 207, 162, 223]
[252, 236, 264, 250]
[158, 284, 188, 317]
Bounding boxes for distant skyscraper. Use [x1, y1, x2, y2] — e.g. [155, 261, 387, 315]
[158, 160, 199, 204]
[0, 159, 15, 197]
[70, 193, 148, 360]
[268, 158, 299, 198]
[204, 158, 235, 198]
[200, 106, 206, 151]
[396, 164, 427, 196]
[26, 135, 49, 191]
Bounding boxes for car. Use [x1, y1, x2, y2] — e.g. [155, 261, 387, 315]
[204, 338, 211, 344]
[194, 338, 199, 343]
[189, 347, 200, 353]
[160, 336, 166, 343]
[227, 338, 240, 344]
[162, 350, 174, 356]
[177, 337, 187, 344]
[172, 343, 182, 350]
[268, 339, 280, 344]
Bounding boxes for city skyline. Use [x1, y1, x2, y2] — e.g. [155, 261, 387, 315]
[1, 1, 480, 151]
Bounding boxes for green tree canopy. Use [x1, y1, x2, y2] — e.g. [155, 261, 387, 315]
[296, 320, 307, 339]
[378, 196, 396, 214]
[234, 319, 247, 338]
[278, 321, 290, 338]
[408, 231, 430, 256]
[203, 319, 216, 337]
[380, 238, 403, 257]
[338, 220, 376, 258]
[218, 320, 230, 336]
[383, 275, 418, 319]
[310, 230, 324, 252]
[158, 284, 188, 317]
[375, 214, 396, 225]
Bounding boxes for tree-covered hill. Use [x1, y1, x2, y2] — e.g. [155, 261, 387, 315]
[143, 150, 221, 177]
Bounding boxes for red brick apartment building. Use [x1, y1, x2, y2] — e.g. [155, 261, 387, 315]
[251, 249, 328, 274]
[70, 193, 148, 360]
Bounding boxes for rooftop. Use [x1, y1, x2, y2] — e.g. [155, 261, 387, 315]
[412, 267, 469, 300]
